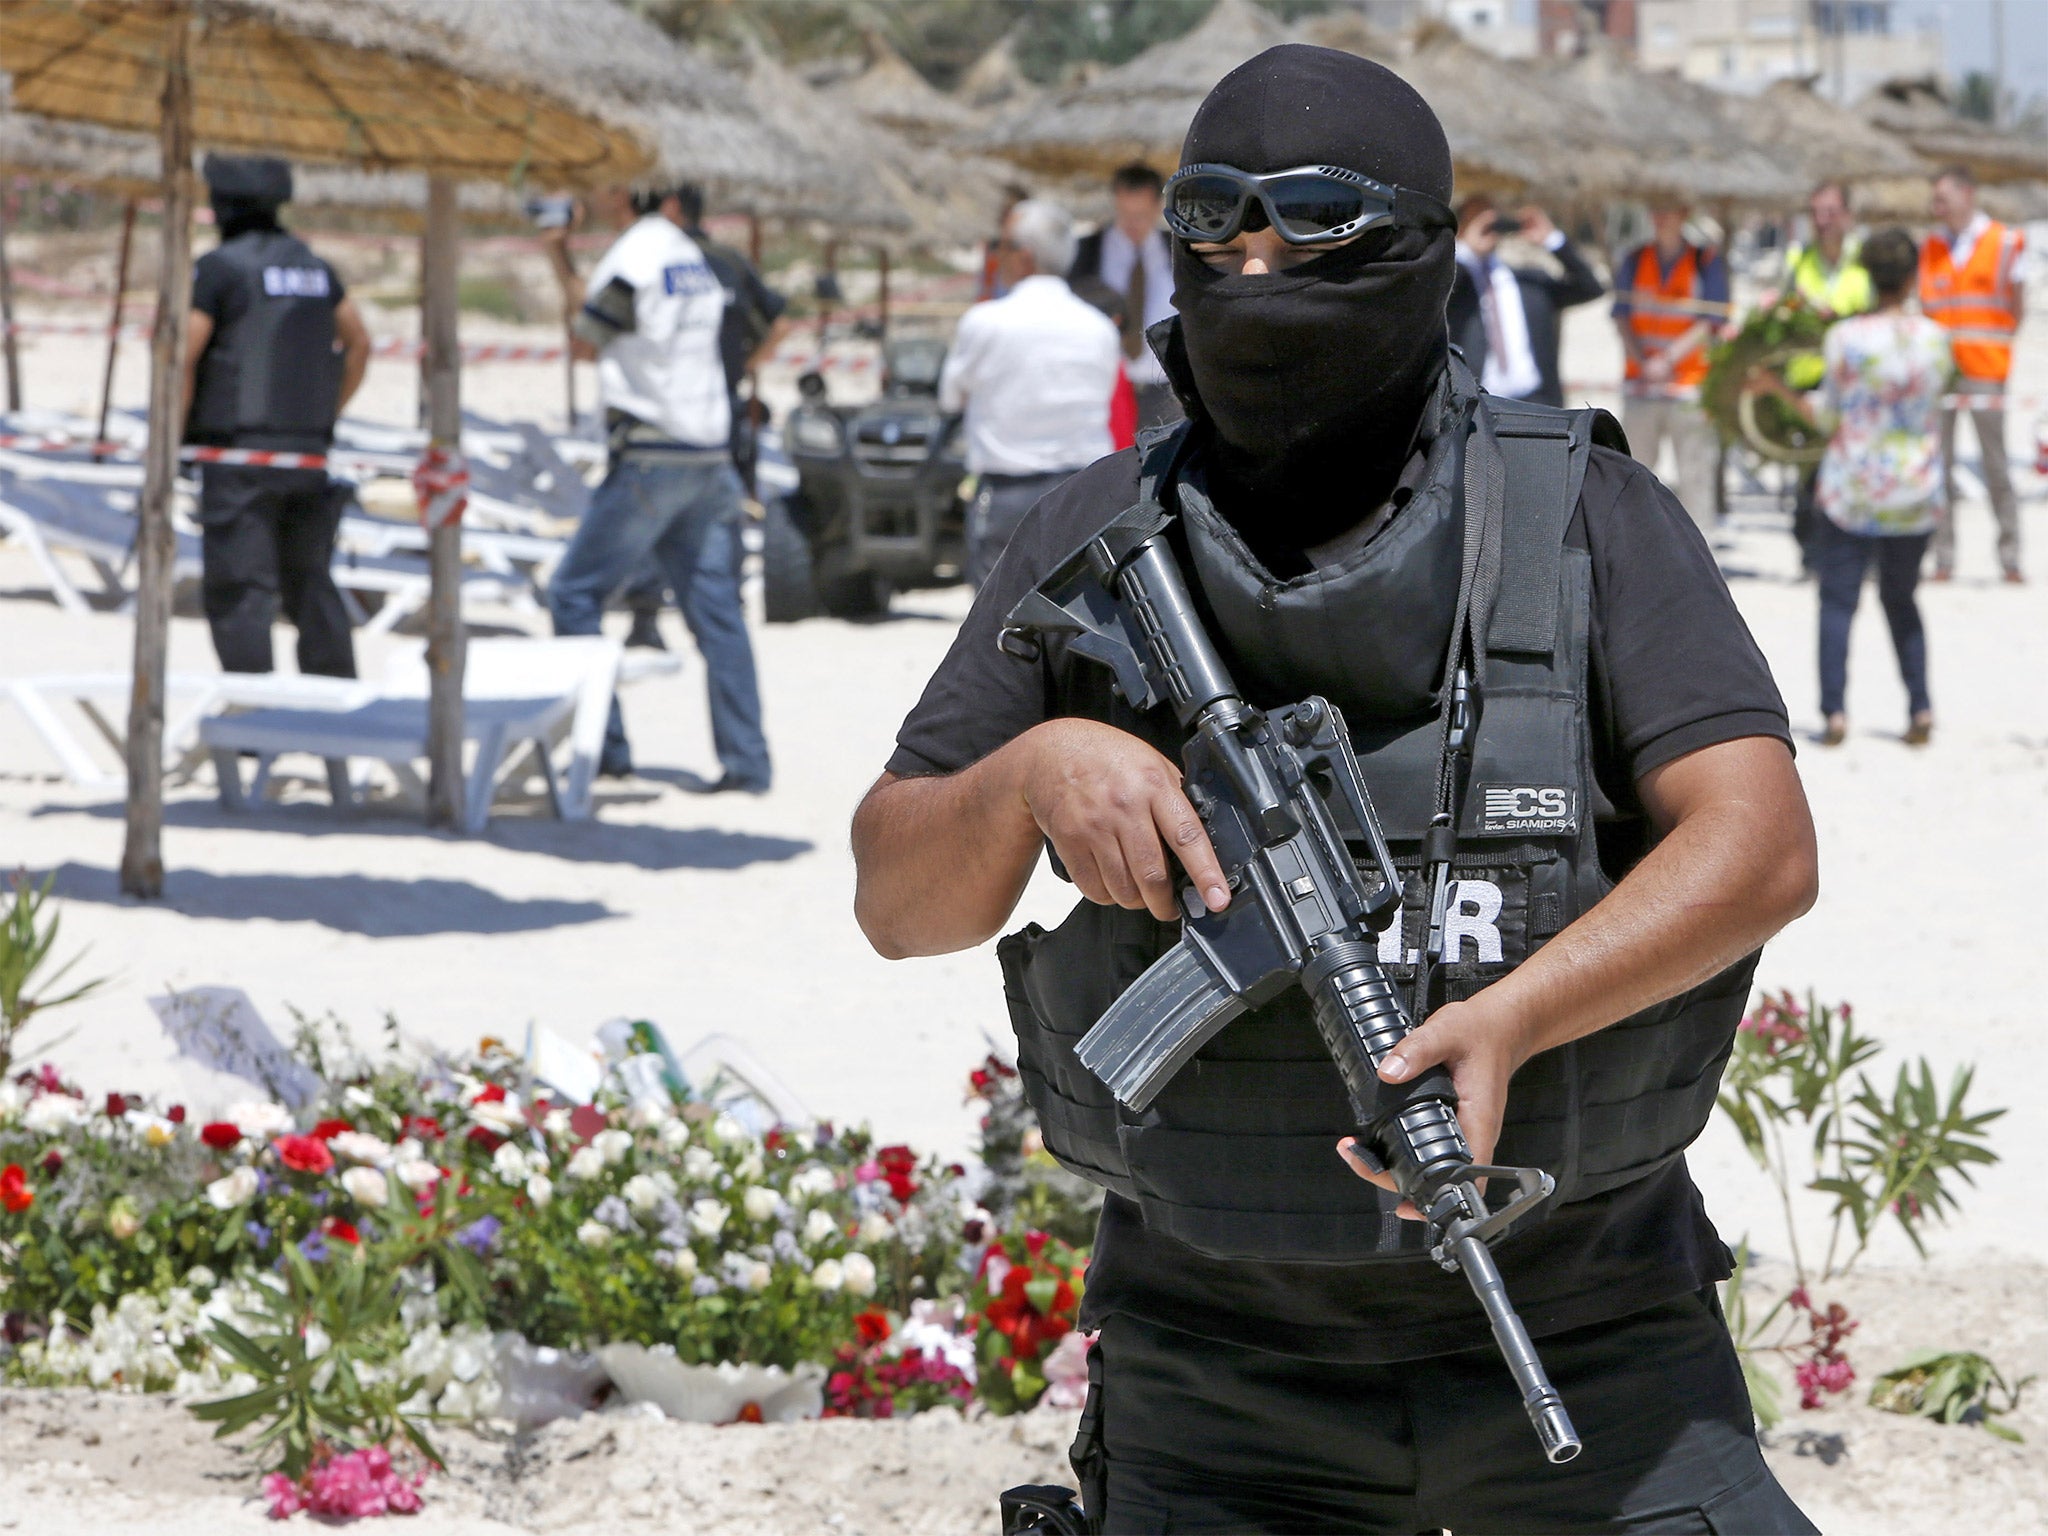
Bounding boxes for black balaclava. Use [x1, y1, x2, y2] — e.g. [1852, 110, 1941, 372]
[1171, 45, 1456, 559]
[203, 154, 292, 241]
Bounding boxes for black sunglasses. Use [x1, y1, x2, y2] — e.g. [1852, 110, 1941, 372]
[1164, 163, 1454, 248]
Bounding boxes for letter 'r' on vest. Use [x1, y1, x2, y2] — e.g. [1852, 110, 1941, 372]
[1919, 220, 2023, 383]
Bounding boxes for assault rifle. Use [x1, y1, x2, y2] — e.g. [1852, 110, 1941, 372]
[999, 508, 1581, 1464]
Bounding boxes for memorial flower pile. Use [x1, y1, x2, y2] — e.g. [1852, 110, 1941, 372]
[0, 1025, 1085, 1515]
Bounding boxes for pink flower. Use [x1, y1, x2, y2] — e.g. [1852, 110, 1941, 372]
[263, 1471, 305, 1518]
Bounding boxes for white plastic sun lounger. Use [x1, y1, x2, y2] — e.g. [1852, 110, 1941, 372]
[197, 636, 676, 833]
[0, 472, 200, 613]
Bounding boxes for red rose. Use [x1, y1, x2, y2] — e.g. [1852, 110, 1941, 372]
[854, 1309, 892, 1345]
[322, 1217, 361, 1245]
[105, 1092, 129, 1118]
[464, 1125, 504, 1154]
[0, 1164, 33, 1214]
[309, 1118, 353, 1141]
[471, 1084, 507, 1105]
[274, 1135, 335, 1175]
[1023, 1230, 1051, 1259]
[38, 1149, 62, 1176]
[167, 1105, 186, 1124]
[200, 1121, 242, 1150]
[401, 1114, 444, 1141]
[568, 1104, 608, 1143]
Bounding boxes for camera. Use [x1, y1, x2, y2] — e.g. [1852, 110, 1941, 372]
[525, 195, 576, 231]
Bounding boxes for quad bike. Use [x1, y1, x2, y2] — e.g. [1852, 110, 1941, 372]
[763, 334, 969, 622]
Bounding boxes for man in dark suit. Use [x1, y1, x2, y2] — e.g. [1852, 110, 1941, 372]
[1068, 162, 1181, 429]
[1447, 194, 1605, 407]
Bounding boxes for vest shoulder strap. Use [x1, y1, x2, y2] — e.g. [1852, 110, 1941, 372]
[1133, 419, 1194, 510]
[1476, 395, 1595, 657]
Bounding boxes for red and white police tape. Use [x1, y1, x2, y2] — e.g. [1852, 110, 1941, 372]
[0, 431, 329, 468]
[411, 443, 469, 529]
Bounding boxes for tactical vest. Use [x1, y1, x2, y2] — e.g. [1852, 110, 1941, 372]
[997, 379, 1758, 1265]
[187, 230, 343, 453]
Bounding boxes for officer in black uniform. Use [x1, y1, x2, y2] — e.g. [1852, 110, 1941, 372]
[183, 154, 371, 677]
[853, 49, 1822, 1534]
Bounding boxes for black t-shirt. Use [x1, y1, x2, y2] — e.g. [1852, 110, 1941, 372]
[689, 229, 787, 395]
[884, 429, 1791, 1363]
[191, 230, 346, 327]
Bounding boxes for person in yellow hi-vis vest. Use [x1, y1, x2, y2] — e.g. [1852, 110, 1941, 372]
[1781, 181, 1875, 571]
[1920, 165, 2026, 582]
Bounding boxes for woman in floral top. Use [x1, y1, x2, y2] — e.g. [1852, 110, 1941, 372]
[1764, 227, 1950, 746]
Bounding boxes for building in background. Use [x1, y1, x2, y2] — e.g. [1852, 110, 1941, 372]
[1538, 0, 1638, 59]
[1635, 1, 1941, 100]
[1443, 0, 1540, 57]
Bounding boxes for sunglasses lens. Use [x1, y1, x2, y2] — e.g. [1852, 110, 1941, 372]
[1169, 174, 1246, 240]
[1265, 175, 1374, 239]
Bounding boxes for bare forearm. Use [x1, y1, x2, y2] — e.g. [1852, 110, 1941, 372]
[338, 342, 369, 410]
[852, 753, 1043, 960]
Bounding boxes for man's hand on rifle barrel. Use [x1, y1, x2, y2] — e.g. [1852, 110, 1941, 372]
[1018, 720, 1232, 922]
[1337, 986, 1533, 1219]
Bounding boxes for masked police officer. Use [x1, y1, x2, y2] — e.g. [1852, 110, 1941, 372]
[854, 48, 1820, 1534]
[183, 155, 371, 678]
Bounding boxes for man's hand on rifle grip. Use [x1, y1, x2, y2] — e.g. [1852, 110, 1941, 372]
[1018, 719, 1232, 922]
[1337, 987, 1533, 1219]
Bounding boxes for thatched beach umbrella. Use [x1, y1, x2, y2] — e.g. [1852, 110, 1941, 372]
[1738, 80, 1932, 217]
[977, 0, 1286, 179]
[822, 31, 981, 149]
[1859, 78, 2048, 186]
[0, 0, 651, 894]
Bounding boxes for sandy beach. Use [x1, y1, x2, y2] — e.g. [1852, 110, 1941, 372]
[3, 290, 2046, 1530]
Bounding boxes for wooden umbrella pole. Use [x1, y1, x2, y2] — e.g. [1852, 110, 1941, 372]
[95, 199, 139, 459]
[0, 187, 22, 413]
[422, 174, 466, 829]
[877, 245, 890, 339]
[121, 6, 196, 899]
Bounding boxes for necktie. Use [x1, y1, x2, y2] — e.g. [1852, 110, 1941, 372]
[1123, 238, 1148, 361]
[1479, 259, 1506, 369]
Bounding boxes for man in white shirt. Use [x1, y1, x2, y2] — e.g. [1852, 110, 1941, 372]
[940, 198, 1121, 587]
[543, 187, 770, 790]
[1069, 163, 1181, 429]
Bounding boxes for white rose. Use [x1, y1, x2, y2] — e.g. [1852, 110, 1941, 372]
[543, 1109, 573, 1139]
[226, 1101, 291, 1137]
[592, 1129, 635, 1166]
[688, 1198, 730, 1240]
[859, 1212, 893, 1245]
[575, 1220, 611, 1249]
[623, 1174, 663, 1214]
[650, 1169, 678, 1197]
[565, 1146, 606, 1182]
[525, 1173, 554, 1209]
[841, 1252, 877, 1298]
[0, 1081, 24, 1122]
[791, 1165, 837, 1201]
[657, 1119, 690, 1151]
[747, 1259, 772, 1292]
[630, 1101, 671, 1130]
[22, 1093, 88, 1134]
[395, 1159, 441, 1192]
[734, 1151, 765, 1182]
[491, 1143, 529, 1184]
[206, 1167, 259, 1209]
[339, 1167, 389, 1209]
[682, 1147, 717, 1182]
[811, 1259, 844, 1294]
[742, 1186, 777, 1223]
[804, 1209, 839, 1247]
[107, 1206, 141, 1240]
[711, 1113, 747, 1146]
[668, 1246, 700, 1279]
[329, 1132, 391, 1166]
[343, 1087, 376, 1110]
[469, 1097, 524, 1135]
[186, 1265, 218, 1291]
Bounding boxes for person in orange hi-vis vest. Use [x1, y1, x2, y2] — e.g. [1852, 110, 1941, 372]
[1921, 165, 2027, 582]
[1612, 200, 1731, 540]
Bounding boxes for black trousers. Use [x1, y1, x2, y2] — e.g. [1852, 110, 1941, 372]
[197, 465, 356, 679]
[1072, 1292, 1815, 1535]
